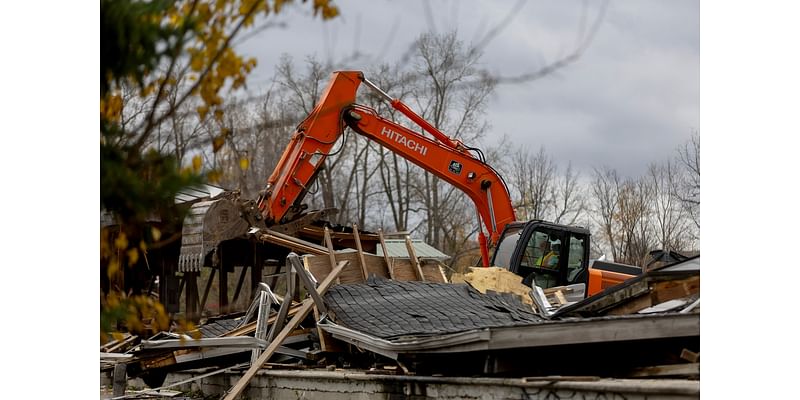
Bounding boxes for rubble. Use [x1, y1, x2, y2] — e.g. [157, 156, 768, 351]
[101, 229, 700, 398]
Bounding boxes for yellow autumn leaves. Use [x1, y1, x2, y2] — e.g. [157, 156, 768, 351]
[101, 0, 339, 344]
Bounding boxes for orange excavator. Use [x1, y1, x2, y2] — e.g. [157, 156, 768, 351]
[179, 71, 638, 297]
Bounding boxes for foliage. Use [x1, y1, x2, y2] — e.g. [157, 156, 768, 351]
[100, 0, 338, 343]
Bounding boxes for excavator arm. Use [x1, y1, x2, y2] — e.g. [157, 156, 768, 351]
[257, 71, 517, 266]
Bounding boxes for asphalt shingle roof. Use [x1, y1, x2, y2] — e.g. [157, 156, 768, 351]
[324, 276, 542, 340]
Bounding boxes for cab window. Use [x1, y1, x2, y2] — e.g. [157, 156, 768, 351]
[519, 230, 561, 289]
[492, 227, 522, 270]
[566, 233, 587, 284]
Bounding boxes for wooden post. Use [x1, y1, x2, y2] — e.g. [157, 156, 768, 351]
[112, 362, 127, 397]
[405, 236, 425, 281]
[323, 227, 340, 286]
[378, 229, 394, 279]
[222, 261, 349, 400]
[323, 227, 337, 270]
[219, 266, 229, 314]
[185, 271, 199, 321]
[352, 224, 369, 280]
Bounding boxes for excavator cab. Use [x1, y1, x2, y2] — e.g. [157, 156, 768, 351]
[492, 221, 591, 292]
[492, 220, 641, 297]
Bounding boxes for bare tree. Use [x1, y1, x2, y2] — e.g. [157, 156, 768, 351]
[648, 160, 692, 252]
[407, 31, 495, 253]
[509, 146, 556, 221]
[590, 166, 621, 261]
[550, 161, 586, 225]
[615, 177, 654, 267]
[675, 131, 700, 232]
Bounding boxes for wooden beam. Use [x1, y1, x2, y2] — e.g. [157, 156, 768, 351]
[219, 265, 229, 314]
[222, 260, 349, 400]
[352, 224, 369, 280]
[628, 363, 700, 378]
[323, 227, 337, 270]
[185, 271, 199, 321]
[256, 229, 328, 255]
[404, 236, 425, 281]
[378, 229, 394, 279]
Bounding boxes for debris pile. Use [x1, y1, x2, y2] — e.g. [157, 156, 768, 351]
[101, 226, 699, 397]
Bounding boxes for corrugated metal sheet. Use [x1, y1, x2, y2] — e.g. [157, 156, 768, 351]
[376, 239, 450, 260]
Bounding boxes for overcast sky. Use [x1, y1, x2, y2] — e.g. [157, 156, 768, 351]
[235, 0, 699, 179]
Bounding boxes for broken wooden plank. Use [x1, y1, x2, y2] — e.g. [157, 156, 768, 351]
[323, 227, 339, 277]
[628, 363, 700, 378]
[680, 349, 700, 363]
[652, 275, 700, 304]
[554, 290, 568, 305]
[222, 260, 349, 400]
[255, 229, 329, 255]
[352, 224, 370, 280]
[378, 229, 394, 279]
[102, 333, 138, 353]
[405, 235, 425, 281]
[141, 337, 267, 350]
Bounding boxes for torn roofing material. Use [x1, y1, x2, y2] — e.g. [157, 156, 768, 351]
[324, 276, 543, 340]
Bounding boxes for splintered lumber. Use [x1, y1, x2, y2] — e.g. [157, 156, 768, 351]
[461, 267, 534, 306]
[222, 260, 349, 400]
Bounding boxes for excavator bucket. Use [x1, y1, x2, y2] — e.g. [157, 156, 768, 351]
[178, 198, 249, 272]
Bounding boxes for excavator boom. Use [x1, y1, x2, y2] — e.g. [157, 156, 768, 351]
[256, 71, 516, 265]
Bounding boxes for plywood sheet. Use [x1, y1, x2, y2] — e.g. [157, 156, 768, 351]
[461, 266, 533, 305]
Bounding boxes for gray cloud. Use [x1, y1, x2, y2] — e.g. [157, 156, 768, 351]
[237, 0, 699, 178]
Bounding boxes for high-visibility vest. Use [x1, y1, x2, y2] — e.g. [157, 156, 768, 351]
[542, 251, 558, 268]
